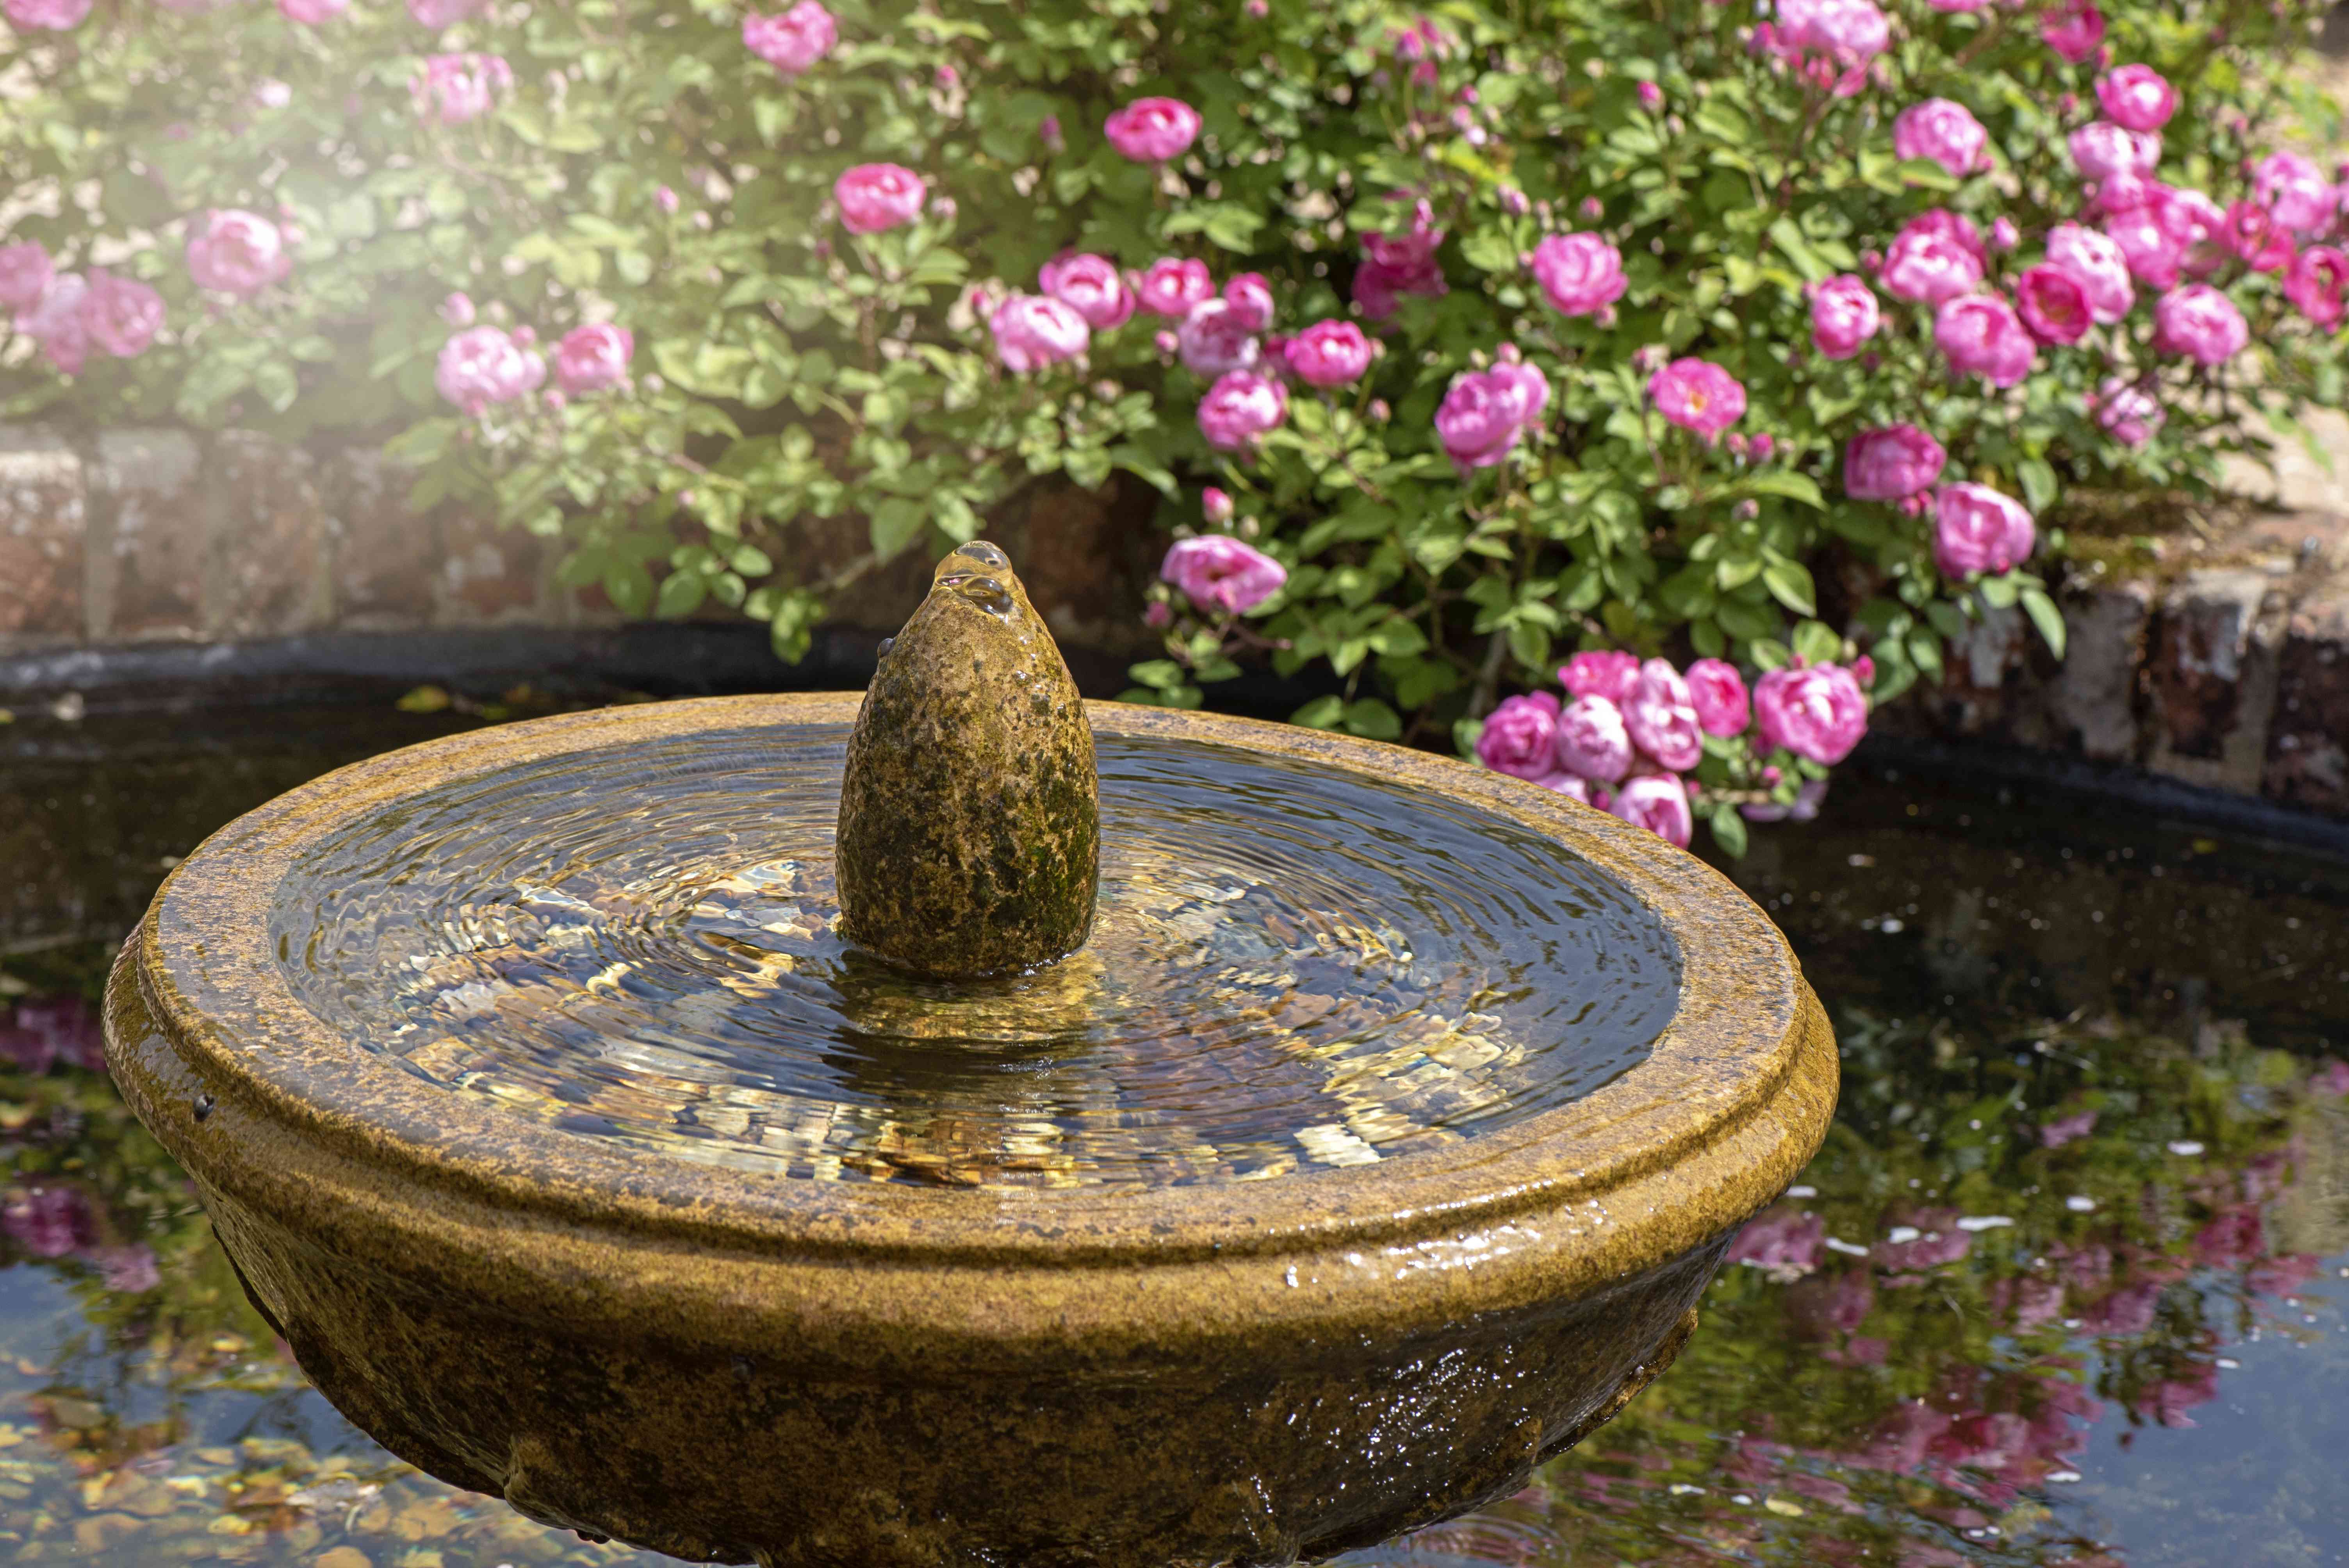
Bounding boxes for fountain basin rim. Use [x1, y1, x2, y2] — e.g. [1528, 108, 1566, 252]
[124, 693, 1821, 1279]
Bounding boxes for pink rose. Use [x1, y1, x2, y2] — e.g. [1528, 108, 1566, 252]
[1283, 319, 1372, 387]
[1175, 298, 1260, 377]
[1039, 252, 1133, 330]
[1610, 773, 1693, 848]
[2096, 64, 2176, 131]
[1160, 535, 1287, 617]
[1201, 486, 1234, 525]
[741, 2, 836, 75]
[2068, 121, 2160, 184]
[1773, 0, 1891, 89]
[1991, 216, 2019, 251]
[2165, 185, 2228, 276]
[1560, 650, 1641, 703]
[1756, 663, 1868, 764]
[1196, 370, 1287, 452]
[185, 209, 291, 297]
[278, 0, 347, 20]
[2046, 221, 2134, 321]
[439, 291, 476, 326]
[1933, 482, 2036, 578]
[0, 242, 54, 312]
[1647, 358, 1744, 438]
[1809, 274, 1880, 359]
[833, 164, 925, 234]
[1935, 293, 2036, 387]
[436, 325, 546, 415]
[1893, 99, 1990, 180]
[1554, 694, 1635, 783]
[1434, 365, 1542, 471]
[17, 273, 88, 375]
[1533, 772, 1607, 809]
[1529, 232, 1627, 317]
[1476, 692, 1562, 780]
[406, 0, 483, 26]
[2222, 200, 2295, 273]
[1, 1187, 91, 1258]
[1686, 658, 1750, 737]
[2040, 0, 2103, 63]
[79, 270, 164, 359]
[411, 53, 512, 125]
[2, 0, 90, 27]
[1843, 424, 1946, 501]
[1135, 257, 1213, 319]
[1353, 204, 1447, 319]
[2255, 150, 2333, 235]
[990, 294, 1089, 372]
[1221, 272, 1273, 333]
[552, 323, 632, 394]
[2285, 246, 2349, 331]
[1623, 659, 1703, 771]
[1880, 219, 1984, 305]
[2089, 375, 2162, 445]
[2151, 283, 2247, 364]
[1103, 97, 1201, 164]
[2014, 263, 2092, 345]
[1489, 356, 1550, 425]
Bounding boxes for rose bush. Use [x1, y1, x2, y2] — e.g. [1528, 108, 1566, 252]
[0, 0, 2342, 847]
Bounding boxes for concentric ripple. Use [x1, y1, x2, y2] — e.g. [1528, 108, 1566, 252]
[269, 725, 1682, 1188]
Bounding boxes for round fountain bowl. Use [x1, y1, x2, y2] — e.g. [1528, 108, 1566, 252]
[105, 695, 1837, 1568]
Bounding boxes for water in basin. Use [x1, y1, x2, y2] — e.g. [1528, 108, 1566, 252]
[269, 727, 1680, 1188]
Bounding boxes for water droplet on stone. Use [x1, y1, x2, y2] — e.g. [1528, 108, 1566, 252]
[956, 576, 1014, 616]
[876, 637, 894, 658]
[953, 540, 1010, 570]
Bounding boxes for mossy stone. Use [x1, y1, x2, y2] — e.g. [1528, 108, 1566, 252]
[835, 541, 1100, 978]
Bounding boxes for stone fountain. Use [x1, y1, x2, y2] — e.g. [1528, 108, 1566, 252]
[105, 542, 1836, 1567]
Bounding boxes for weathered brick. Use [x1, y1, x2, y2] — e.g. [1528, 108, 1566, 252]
[2264, 583, 2349, 818]
[0, 429, 86, 649]
[2146, 568, 2288, 793]
[436, 504, 549, 624]
[2042, 583, 2150, 763]
[210, 431, 328, 639]
[325, 449, 440, 631]
[93, 428, 205, 641]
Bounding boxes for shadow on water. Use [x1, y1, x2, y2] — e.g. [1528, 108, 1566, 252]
[1, 709, 2345, 1566]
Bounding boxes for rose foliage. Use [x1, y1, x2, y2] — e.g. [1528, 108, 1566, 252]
[1, 0, 2344, 847]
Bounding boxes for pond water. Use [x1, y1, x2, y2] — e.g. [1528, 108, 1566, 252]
[3, 706, 2346, 1567]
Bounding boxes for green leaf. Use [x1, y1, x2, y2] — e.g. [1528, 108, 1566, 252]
[2015, 458, 2058, 515]
[1789, 619, 1842, 664]
[1342, 698, 1403, 741]
[1760, 558, 1816, 617]
[1292, 695, 1346, 730]
[1737, 471, 1825, 510]
[2020, 587, 2067, 659]
[868, 498, 927, 558]
[1708, 804, 1749, 858]
[655, 570, 708, 618]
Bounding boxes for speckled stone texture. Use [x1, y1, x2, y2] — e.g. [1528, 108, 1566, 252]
[836, 542, 1099, 978]
[106, 694, 1839, 1568]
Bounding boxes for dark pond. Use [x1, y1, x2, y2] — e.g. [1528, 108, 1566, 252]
[3, 705, 2345, 1567]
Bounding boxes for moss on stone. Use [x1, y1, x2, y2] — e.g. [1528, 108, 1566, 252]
[834, 541, 1100, 978]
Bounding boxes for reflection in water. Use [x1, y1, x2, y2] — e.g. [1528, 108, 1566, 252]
[1, 718, 2346, 1566]
[272, 729, 1678, 1186]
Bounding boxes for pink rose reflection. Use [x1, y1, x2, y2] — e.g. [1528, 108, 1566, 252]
[1103, 97, 1201, 164]
[1728, 1208, 1825, 1274]
[833, 164, 926, 235]
[0, 998, 105, 1074]
[552, 323, 632, 395]
[1, 1187, 92, 1258]
[2039, 1108, 2097, 1147]
[1160, 535, 1285, 617]
[1475, 691, 1561, 780]
[741, 2, 837, 76]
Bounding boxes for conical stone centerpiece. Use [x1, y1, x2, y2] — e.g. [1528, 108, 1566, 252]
[837, 540, 1098, 978]
[102, 548, 1839, 1567]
